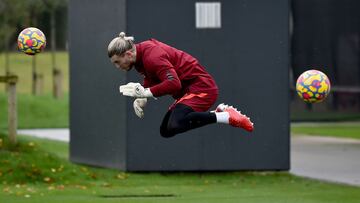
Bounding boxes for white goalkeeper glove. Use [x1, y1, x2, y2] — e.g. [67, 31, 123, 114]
[133, 98, 147, 118]
[119, 82, 154, 98]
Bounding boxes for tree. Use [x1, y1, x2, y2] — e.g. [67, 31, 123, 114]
[0, 0, 28, 75]
[43, 0, 68, 98]
[1, 0, 68, 95]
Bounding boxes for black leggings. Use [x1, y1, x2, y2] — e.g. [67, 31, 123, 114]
[160, 103, 217, 138]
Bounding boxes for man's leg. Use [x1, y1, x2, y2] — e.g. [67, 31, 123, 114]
[160, 103, 254, 137]
[160, 110, 173, 137]
[159, 91, 254, 137]
[160, 103, 216, 138]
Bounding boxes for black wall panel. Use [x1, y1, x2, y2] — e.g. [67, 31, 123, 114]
[70, 0, 289, 171]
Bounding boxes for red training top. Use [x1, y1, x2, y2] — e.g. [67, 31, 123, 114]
[134, 39, 218, 99]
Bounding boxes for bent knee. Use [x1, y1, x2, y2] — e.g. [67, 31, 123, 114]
[160, 131, 176, 138]
[160, 127, 177, 138]
[160, 121, 182, 138]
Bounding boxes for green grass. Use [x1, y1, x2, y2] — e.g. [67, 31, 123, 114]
[291, 112, 360, 122]
[0, 93, 68, 129]
[1, 134, 360, 203]
[291, 122, 360, 139]
[0, 52, 69, 129]
[0, 51, 69, 94]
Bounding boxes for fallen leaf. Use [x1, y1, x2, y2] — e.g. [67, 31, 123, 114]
[28, 142, 35, 147]
[116, 174, 126, 179]
[43, 177, 52, 183]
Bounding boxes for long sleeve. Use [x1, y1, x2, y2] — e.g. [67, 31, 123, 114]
[149, 68, 181, 97]
[143, 47, 182, 97]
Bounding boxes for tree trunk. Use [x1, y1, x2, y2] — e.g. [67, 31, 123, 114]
[8, 81, 17, 144]
[51, 9, 62, 99]
[1, 75, 18, 144]
[32, 55, 39, 95]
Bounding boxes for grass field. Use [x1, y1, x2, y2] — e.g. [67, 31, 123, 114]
[291, 122, 360, 139]
[0, 51, 69, 94]
[0, 52, 69, 130]
[0, 134, 359, 203]
[291, 112, 360, 122]
[0, 93, 69, 129]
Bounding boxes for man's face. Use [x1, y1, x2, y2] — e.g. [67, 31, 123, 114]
[110, 51, 134, 71]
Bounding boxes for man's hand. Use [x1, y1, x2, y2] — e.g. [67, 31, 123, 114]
[119, 82, 153, 98]
[133, 98, 147, 118]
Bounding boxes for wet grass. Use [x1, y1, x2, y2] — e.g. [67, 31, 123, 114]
[291, 122, 360, 139]
[1, 134, 359, 203]
[0, 93, 68, 129]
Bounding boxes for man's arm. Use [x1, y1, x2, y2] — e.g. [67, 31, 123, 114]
[144, 47, 181, 97]
[120, 47, 181, 99]
[148, 68, 181, 97]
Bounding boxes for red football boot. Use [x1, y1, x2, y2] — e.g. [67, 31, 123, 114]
[215, 103, 254, 132]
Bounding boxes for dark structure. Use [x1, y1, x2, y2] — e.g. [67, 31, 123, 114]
[69, 0, 289, 171]
[291, 0, 360, 114]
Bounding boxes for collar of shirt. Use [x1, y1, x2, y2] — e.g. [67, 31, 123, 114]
[135, 43, 143, 66]
[135, 43, 144, 74]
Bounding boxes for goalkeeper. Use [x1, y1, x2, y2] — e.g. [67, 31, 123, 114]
[107, 32, 253, 138]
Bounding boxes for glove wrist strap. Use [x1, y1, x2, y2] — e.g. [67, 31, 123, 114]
[143, 88, 154, 98]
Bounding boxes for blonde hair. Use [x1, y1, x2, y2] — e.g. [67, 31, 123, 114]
[107, 32, 135, 57]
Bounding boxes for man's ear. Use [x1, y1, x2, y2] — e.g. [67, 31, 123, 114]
[125, 50, 133, 57]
